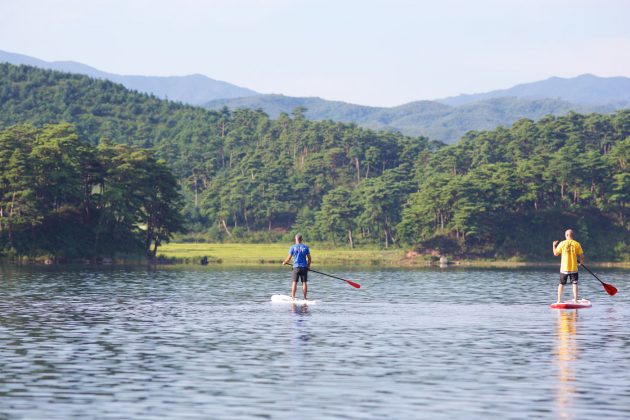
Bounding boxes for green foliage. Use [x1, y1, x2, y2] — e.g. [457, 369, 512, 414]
[399, 112, 630, 260]
[205, 94, 615, 143]
[0, 65, 430, 248]
[0, 123, 184, 260]
[1, 63, 628, 260]
[316, 187, 357, 247]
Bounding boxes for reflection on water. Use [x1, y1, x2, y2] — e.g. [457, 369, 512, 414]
[555, 310, 578, 419]
[290, 302, 311, 347]
[291, 302, 310, 317]
[0, 266, 628, 419]
[289, 303, 311, 383]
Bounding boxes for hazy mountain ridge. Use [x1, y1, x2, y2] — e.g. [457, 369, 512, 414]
[204, 73, 630, 142]
[0, 49, 258, 105]
[2, 49, 629, 143]
[205, 94, 611, 142]
[438, 74, 630, 106]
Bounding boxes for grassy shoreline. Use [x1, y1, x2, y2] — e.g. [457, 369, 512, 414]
[158, 243, 406, 266]
[157, 242, 630, 268]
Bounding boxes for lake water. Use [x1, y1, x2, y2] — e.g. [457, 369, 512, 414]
[0, 265, 628, 419]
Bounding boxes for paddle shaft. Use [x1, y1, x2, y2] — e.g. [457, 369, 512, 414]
[306, 268, 341, 281]
[580, 263, 604, 285]
[284, 265, 361, 288]
[581, 263, 618, 296]
[312, 269, 361, 288]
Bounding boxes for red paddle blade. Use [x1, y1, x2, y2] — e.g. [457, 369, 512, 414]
[603, 282, 618, 296]
[345, 280, 361, 289]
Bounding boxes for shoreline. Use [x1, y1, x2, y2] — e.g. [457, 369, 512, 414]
[3, 242, 628, 269]
[2, 259, 628, 269]
[155, 242, 630, 269]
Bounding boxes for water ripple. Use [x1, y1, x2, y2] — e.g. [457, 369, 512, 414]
[0, 266, 628, 418]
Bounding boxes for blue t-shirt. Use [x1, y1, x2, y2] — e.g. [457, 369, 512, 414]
[289, 243, 310, 268]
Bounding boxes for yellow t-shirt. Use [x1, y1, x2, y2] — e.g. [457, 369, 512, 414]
[556, 240, 583, 273]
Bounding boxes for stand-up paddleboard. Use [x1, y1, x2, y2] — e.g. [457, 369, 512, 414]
[271, 294, 318, 304]
[550, 299, 592, 309]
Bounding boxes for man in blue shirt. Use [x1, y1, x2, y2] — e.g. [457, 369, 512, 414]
[282, 234, 312, 300]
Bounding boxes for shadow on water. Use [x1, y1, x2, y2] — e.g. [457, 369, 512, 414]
[554, 309, 578, 419]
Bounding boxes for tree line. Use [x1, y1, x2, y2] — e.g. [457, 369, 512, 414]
[0, 123, 183, 260]
[399, 113, 629, 259]
[0, 63, 628, 260]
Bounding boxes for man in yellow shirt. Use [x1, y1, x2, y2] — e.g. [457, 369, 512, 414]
[552, 229, 585, 303]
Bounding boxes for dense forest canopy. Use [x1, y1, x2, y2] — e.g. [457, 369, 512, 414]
[0, 63, 628, 260]
[400, 114, 629, 259]
[0, 123, 183, 259]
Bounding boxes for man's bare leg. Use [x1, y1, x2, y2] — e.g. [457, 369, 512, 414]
[557, 284, 564, 304]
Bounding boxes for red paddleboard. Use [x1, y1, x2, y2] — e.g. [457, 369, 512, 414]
[550, 299, 592, 309]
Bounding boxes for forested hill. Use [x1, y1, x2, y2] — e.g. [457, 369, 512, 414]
[205, 94, 613, 143]
[0, 62, 433, 187]
[0, 63, 628, 261]
[0, 49, 258, 104]
[4, 50, 628, 144]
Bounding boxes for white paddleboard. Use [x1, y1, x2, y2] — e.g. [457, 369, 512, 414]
[271, 294, 318, 304]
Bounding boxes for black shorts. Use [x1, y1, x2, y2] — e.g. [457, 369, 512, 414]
[292, 267, 308, 283]
[560, 273, 578, 285]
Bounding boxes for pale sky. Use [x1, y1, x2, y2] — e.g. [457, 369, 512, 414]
[1, 0, 629, 106]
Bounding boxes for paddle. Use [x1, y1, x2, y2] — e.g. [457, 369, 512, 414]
[284, 264, 361, 288]
[581, 263, 618, 296]
[308, 268, 361, 289]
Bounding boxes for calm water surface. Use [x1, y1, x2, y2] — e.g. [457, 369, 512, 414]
[0, 265, 628, 419]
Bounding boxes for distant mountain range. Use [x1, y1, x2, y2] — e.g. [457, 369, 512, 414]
[204, 74, 630, 142]
[2, 49, 629, 143]
[0, 49, 258, 105]
[204, 94, 618, 142]
[438, 74, 630, 106]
